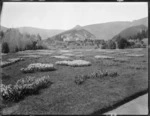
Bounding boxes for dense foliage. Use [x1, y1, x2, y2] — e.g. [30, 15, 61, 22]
[116, 36, 130, 49]
[128, 29, 148, 40]
[2, 42, 9, 53]
[1, 29, 48, 53]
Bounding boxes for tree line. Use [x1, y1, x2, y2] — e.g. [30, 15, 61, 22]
[1, 29, 48, 53]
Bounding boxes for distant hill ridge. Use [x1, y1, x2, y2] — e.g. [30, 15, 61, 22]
[47, 17, 147, 42]
[83, 17, 148, 40]
[1, 17, 148, 41]
[112, 24, 148, 40]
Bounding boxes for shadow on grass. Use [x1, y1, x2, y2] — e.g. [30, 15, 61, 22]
[2, 73, 12, 80]
[90, 89, 148, 115]
[22, 68, 56, 74]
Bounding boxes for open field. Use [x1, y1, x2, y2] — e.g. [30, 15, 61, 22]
[1, 48, 148, 115]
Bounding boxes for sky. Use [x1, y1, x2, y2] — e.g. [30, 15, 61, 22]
[1, 2, 148, 30]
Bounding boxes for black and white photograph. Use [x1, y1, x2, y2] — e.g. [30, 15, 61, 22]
[0, 2, 148, 115]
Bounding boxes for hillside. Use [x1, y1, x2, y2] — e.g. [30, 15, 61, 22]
[83, 21, 131, 40]
[0, 26, 64, 40]
[0, 26, 8, 32]
[83, 17, 148, 40]
[112, 25, 148, 40]
[46, 27, 96, 43]
[18, 27, 64, 40]
[131, 17, 148, 27]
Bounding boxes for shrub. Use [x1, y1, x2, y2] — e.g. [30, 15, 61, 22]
[107, 40, 116, 49]
[2, 42, 9, 53]
[108, 71, 118, 77]
[74, 75, 87, 85]
[90, 70, 108, 79]
[117, 37, 130, 49]
[101, 44, 107, 49]
[131, 41, 146, 48]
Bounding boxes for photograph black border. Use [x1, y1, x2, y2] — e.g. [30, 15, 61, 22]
[0, 0, 149, 115]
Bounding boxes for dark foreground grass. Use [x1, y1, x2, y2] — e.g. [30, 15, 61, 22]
[1, 48, 148, 115]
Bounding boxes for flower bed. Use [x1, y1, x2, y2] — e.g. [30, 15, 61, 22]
[1, 61, 10, 68]
[1, 58, 24, 68]
[63, 53, 75, 57]
[1, 76, 52, 102]
[56, 60, 91, 67]
[21, 63, 56, 73]
[95, 55, 114, 59]
[52, 55, 70, 59]
[75, 70, 119, 85]
[126, 54, 144, 57]
[59, 50, 72, 53]
[8, 58, 24, 63]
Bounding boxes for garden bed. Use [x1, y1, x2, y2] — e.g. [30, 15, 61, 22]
[1, 58, 24, 68]
[55, 60, 91, 67]
[51, 55, 70, 59]
[21, 63, 56, 73]
[1, 48, 148, 115]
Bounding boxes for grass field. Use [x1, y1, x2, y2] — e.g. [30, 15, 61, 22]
[1, 48, 148, 115]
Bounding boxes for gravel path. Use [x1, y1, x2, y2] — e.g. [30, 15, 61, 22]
[105, 94, 148, 115]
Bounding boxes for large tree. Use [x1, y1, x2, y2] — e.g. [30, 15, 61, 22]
[2, 42, 9, 53]
[116, 36, 130, 49]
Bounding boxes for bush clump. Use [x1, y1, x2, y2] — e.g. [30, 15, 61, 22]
[1, 76, 52, 102]
[117, 38, 130, 49]
[107, 40, 116, 49]
[74, 75, 89, 85]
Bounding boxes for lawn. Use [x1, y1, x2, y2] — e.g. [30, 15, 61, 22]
[1, 48, 148, 115]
